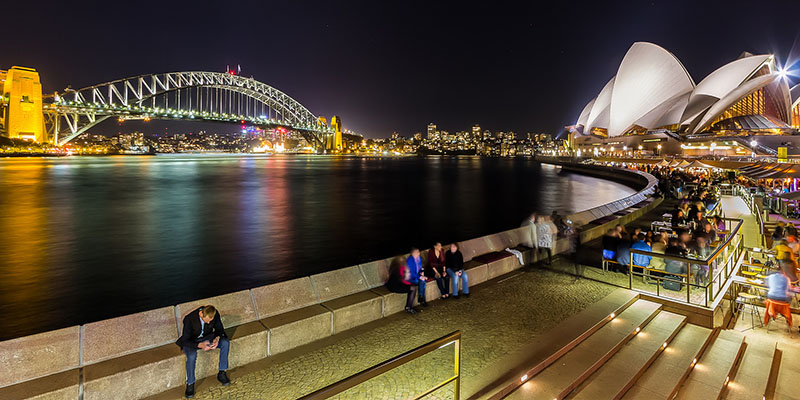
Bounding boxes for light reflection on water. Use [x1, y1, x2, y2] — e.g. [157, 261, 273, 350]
[0, 154, 634, 339]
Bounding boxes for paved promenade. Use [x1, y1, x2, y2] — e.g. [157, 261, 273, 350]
[719, 195, 762, 248]
[150, 268, 615, 400]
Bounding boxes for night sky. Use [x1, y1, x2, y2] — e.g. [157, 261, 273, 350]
[5, 0, 800, 137]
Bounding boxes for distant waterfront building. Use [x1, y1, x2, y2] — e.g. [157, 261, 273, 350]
[427, 123, 437, 139]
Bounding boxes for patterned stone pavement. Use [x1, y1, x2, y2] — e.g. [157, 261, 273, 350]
[156, 264, 615, 400]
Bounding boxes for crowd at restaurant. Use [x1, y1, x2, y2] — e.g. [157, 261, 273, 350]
[601, 168, 725, 290]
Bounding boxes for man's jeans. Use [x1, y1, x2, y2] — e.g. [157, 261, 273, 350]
[182, 336, 230, 385]
[414, 278, 427, 302]
[447, 268, 469, 297]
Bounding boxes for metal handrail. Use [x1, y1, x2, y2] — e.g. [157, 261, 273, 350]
[630, 217, 743, 267]
[299, 331, 462, 400]
[628, 217, 744, 307]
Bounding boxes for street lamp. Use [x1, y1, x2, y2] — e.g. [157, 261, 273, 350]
[750, 139, 757, 158]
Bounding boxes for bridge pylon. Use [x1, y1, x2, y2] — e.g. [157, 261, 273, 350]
[1, 67, 46, 142]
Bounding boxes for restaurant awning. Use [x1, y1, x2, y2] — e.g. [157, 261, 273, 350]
[747, 164, 799, 179]
[682, 160, 717, 169]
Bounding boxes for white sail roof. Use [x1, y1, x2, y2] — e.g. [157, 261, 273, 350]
[692, 55, 771, 99]
[584, 77, 615, 135]
[574, 42, 793, 136]
[690, 73, 778, 133]
[576, 98, 595, 128]
[608, 42, 695, 137]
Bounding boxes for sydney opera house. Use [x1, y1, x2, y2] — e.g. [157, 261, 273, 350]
[572, 42, 800, 157]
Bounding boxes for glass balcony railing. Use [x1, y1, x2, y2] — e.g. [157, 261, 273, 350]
[626, 217, 745, 307]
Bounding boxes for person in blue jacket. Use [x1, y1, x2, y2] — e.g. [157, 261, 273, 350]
[407, 248, 428, 307]
[631, 233, 652, 275]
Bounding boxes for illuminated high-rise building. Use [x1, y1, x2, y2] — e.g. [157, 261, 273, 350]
[427, 123, 437, 139]
[472, 124, 481, 140]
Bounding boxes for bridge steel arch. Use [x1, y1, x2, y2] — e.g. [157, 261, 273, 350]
[45, 71, 330, 146]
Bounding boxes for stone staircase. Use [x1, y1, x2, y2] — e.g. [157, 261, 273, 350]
[501, 296, 798, 400]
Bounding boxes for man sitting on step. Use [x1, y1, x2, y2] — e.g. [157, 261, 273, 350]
[176, 305, 231, 398]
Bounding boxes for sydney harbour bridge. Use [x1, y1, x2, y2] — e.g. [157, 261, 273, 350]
[1, 67, 344, 150]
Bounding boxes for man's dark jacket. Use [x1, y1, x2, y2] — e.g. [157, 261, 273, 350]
[175, 307, 227, 348]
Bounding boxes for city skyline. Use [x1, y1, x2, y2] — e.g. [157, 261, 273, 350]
[5, 0, 800, 138]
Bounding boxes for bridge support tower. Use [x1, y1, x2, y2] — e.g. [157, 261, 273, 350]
[1, 66, 45, 142]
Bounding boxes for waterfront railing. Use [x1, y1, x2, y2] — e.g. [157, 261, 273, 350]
[298, 331, 461, 400]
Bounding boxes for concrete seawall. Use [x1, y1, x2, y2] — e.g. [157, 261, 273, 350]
[0, 161, 660, 400]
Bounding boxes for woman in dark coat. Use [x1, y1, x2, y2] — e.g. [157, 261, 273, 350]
[426, 243, 450, 299]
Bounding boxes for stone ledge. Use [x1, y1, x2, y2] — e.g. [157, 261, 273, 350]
[191, 321, 268, 379]
[83, 343, 184, 400]
[487, 253, 522, 280]
[83, 320, 266, 400]
[83, 307, 177, 365]
[0, 326, 80, 388]
[176, 290, 258, 331]
[261, 304, 332, 355]
[465, 263, 489, 286]
[311, 266, 369, 302]
[322, 291, 383, 334]
[0, 369, 79, 400]
[370, 286, 408, 316]
[251, 277, 318, 318]
[359, 258, 393, 288]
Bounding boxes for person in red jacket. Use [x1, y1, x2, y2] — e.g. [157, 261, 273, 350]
[426, 242, 450, 299]
[385, 257, 420, 314]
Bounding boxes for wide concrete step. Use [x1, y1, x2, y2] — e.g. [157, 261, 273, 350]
[724, 335, 778, 400]
[774, 343, 800, 400]
[622, 324, 714, 400]
[506, 299, 663, 400]
[569, 311, 687, 400]
[674, 329, 746, 400]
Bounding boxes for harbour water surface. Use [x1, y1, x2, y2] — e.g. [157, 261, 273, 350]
[0, 155, 636, 339]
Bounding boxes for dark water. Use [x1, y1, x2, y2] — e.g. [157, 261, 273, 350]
[0, 155, 635, 340]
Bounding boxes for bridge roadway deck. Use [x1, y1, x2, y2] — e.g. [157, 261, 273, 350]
[148, 268, 615, 400]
